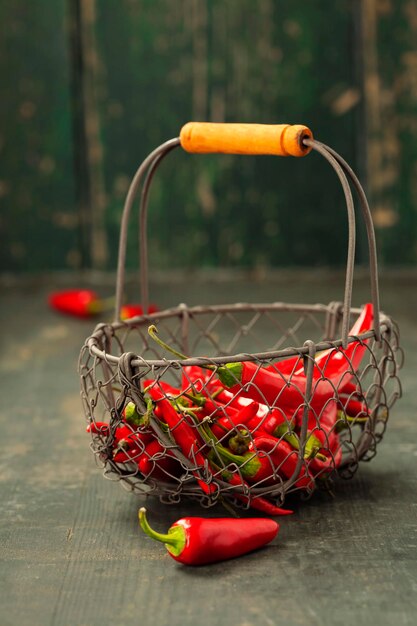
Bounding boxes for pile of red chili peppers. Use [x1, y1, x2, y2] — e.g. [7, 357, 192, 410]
[87, 303, 374, 527]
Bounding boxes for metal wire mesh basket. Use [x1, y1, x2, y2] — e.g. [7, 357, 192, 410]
[79, 123, 403, 512]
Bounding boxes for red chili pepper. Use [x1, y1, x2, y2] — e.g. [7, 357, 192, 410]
[291, 303, 374, 392]
[138, 508, 279, 565]
[49, 289, 102, 318]
[216, 465, 293, 516]
[143, 379, 183, 399]
[86, 421, 110, 436]
[213, 303, 374, 411]
[216, 389, 289, 435]
[147, 386, 217, 496]
[338, 396, 369, 418]
[181, 365, 221, 397]
[215, 360, 294, 407]
[246, 407, 290, 436]
[49, 289, 157, 319]
[111, 423, 152, 464]
[120, 303, 159, 318]
[285, 400, 341, 471]
[120, 304, 144, 320]
[138, 440, 181, 480]
[210, 402, 259, 439]
[86, 419, 152, 464]
[201, 418, 312, 490]
[268, 422, 328, 463]
[249, 436, 314, 489]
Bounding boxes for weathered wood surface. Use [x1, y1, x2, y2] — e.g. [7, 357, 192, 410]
[3, 0, 417, 273]
[0, 272, 416, 626]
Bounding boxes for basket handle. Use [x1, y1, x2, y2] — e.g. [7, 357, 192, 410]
[115, 125, 381, 345]
[180, 122, 313, 157]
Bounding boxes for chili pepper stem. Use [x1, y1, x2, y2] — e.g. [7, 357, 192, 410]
[87, 294, 116, 314]
[274, 424, 328, 463]
[148, 325, 189, 360]
[147, 325, 242, 387]
[139, 508, 186, 557]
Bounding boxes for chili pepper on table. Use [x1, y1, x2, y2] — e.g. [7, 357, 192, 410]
[147, 385, 217, 496]
[138, 507, 279, 565]
[48, 289, 158, 319]
[49, 289, 103, 318]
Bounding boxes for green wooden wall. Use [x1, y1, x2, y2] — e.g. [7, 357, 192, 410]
[1, 0, 416, 273]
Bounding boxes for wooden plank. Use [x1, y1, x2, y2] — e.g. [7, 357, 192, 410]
[0, 1, 77, 272]
[92, 0, 359, 270]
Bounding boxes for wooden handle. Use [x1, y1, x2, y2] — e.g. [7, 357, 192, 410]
[180, 122, 313, 157]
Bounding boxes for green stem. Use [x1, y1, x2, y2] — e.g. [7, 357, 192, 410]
[198, 416, 258, 471]
[138, 508, 185, 557]
[274, 424, 328, 463]
[148, 325, 190, 360]
[124, 398, 153, 427]
[87, 295, 116, 314]
[147, 325, 242, 388]
[336, 410, 369, 423]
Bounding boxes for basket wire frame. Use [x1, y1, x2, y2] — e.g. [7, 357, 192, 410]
[79, 137, 403, 511]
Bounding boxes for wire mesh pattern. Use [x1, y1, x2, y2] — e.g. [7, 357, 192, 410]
[78, 132, 403, 511]
[79, 303, 403, 509]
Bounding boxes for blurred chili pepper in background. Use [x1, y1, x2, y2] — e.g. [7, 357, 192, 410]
[48, 289, 158, 319]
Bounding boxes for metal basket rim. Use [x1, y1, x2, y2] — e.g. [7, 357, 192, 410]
[83, 301, 394, 368]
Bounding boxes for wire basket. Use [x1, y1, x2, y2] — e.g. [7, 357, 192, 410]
[79, 123, 403, 512]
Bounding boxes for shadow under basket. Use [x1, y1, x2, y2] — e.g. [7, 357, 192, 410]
[79, 123, 403, 512]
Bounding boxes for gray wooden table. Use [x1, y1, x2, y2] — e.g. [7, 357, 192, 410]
[1, 271, 416, 626]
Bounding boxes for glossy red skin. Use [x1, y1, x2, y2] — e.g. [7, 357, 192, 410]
[250, 436, 314, 490]
[139, 440, 181, 479]
[291, 303, 374, 392]
[148, 386, 216, 495]
[294, 400, 342, 473]
[86, 421, 152, 465]
[169, 517, 279, 565]
[86, 421, 110, 436]
[295, 400, 338, 447]
[246, 407, 289, 436]
[210, 402, 259, 439]
[119, 303, 158, 319]
[48, 289, 99, 318]
[181, 366, 220, 396]
[228, 361, 306, 410]
[228, 304, 374, 410]
[120, 304, 143, 319]
[143, 379, 182, 398]
[338, 396, 369, 418]
[222, 471, 293, 516]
